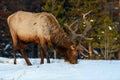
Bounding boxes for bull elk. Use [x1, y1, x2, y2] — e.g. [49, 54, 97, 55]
[7, 11, 78, 65]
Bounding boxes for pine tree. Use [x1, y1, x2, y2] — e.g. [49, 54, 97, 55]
[42, 0, 66, 25]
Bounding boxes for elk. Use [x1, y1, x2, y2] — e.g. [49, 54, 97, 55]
[7, 11, 78, 65]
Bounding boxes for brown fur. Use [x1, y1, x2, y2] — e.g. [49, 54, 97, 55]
[7, 11, 78, 65]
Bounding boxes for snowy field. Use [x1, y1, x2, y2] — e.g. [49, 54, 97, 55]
[0, 57, 120, 80]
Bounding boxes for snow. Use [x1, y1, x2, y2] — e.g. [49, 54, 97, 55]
[0, 57, 120, 80]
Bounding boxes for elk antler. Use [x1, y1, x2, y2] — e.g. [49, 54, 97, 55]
[64, 10, 93, 40]
[82, 10, 93, 36]
[64, 10, 93, 57]
[77, 43, 89, 57]
[64, 19, 83, 40]
[64, 19, 88, 57]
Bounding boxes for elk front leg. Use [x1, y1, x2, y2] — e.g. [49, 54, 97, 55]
[40, 42, 50, 64]
[44, 44, 50, 63]
[39, 49, 44, 64]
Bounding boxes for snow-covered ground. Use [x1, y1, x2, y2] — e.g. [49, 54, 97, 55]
[0, 57, 120, 80]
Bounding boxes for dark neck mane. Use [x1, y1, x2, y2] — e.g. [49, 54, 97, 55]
[51, 28, 73, 48]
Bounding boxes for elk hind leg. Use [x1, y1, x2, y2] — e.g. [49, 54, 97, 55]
[13, 43, 18, 64]
[10, 32, 18, 64]
[20, 43, 32, 65]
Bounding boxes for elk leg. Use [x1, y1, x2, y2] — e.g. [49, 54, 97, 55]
[40, 48, 44, 64]
[40, 47, 50, 64]
[40, 42, 50, 64]
[37, 46, 44, 64]
[39, 42, 44, 64]
[10, 32, 18, 64]
[20, 43, 32, 65]
[64, 57, 69, 62]
[13, 40, 18, 64]
[13, 44, 18, 64]
[45, 48, 50, 63]
[44, 44, 50, 63]
[14, 49, 17, 64]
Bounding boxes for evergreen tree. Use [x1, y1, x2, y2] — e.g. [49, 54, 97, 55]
[42, 0, 66, 25]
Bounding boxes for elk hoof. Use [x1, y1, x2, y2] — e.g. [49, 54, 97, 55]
[27, 63, 32, 66]
[14, 62, 16, 64]
[47, 60, 50, 63]
[40, 62, 44, 64]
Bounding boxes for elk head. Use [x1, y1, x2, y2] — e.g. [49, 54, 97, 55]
[66, 45, 78, 64]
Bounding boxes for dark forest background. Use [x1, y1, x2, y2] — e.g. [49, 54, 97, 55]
[0, 0, 119, 60]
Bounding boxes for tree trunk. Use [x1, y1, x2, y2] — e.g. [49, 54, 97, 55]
[54, 49, 57, 59]
[118, 51, 120, 60]
[88, 42, 92, 58]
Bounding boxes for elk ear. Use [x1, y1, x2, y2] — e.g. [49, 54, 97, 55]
[76, 44, 80, 50]
[70, 45, 76, 50]
[76, 43, 82, 50]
